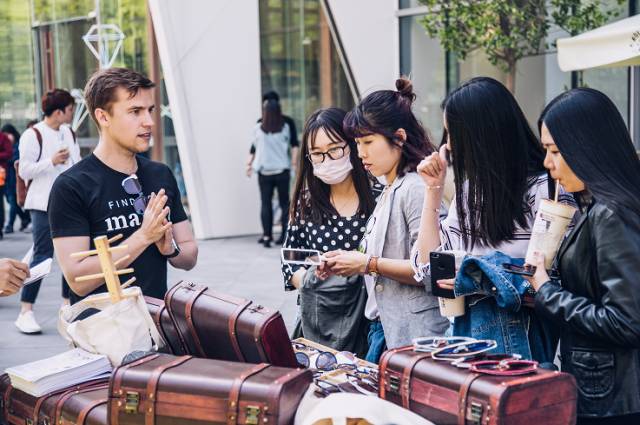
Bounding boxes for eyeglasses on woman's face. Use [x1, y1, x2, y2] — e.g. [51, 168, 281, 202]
[307, 143, 349, 164]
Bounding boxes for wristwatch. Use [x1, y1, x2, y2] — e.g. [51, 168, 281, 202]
[365, 255, 380, 278]
[164, 238, 181, 259]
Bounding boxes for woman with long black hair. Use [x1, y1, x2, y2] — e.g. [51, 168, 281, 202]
[323, 78, 449, 361]
[414, 77, 574, 362]
[281, 107, 376, 356]
[527, 88, 640, 424]
[247, 99, 295, 247]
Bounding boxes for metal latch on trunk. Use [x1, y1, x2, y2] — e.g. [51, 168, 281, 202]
[470, 401, 484, 424]
[388, 374, 401, 393]
[125, 391, 140, 414]
[245, 405, 261, 424]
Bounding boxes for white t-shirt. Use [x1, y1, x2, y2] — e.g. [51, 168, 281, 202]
[18, 121, 81, 212]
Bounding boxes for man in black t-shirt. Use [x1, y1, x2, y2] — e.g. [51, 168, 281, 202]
[49, 68, 198, 303]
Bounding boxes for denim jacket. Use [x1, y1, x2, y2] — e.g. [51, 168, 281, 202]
[453, 251, 558, 363]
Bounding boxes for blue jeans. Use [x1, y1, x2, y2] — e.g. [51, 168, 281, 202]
[365, 321, 387, 364]
[20, 210, 69, 304]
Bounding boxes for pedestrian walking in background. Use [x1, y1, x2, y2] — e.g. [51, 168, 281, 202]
[0, 129, 12, 239]
[246, 96, 298, 247]
[16, 89, 79, 334]
[2, 124, 31, 234]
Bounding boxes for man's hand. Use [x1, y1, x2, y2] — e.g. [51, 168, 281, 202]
[52, 148, 70, 165]
[155, 223, 175, 256]
[0, 258, 29, 297]
[137, 189, 171, 245]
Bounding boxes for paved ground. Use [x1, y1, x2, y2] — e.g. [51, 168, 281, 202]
[0, 230, 297, 371]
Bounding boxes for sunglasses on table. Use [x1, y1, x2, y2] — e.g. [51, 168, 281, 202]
[292, 342, 358, 371]
[412, 336, 475, 353]
[469, 359, 538, 376]
[430, 339, 498, 361]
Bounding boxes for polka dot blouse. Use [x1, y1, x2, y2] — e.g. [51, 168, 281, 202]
[281, 186, 382, 291]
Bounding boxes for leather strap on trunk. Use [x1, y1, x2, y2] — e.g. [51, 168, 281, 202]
[111, 353, 160, 425]
[55, 384, 109, 425]
[184, 284, 208, 357]
[401, 352, 432, 409]
[34, 386, 73, 423]
[2, 380, 12, 422]
[378, 346, 413, 399]
[145, 355, 192, 425]
[227, 363, 270, 425]
[77, 397, 108, 425]
[457, 372, 482, 425]
[228, 300, 252, 362]
[164, 282, 190, 354]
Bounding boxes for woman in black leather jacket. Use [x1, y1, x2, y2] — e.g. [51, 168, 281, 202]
[527, 88, 640, 425]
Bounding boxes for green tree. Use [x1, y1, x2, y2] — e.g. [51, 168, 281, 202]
[418, 0, 624, 93]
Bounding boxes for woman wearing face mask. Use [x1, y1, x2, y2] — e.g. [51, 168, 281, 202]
[323, 78, 449, 360]
[413, 77, 574, 362]
[526, 88, 640, 424]
[281, 108, 377, 355]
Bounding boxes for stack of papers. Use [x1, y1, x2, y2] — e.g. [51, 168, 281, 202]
[5, 349, 112, 396]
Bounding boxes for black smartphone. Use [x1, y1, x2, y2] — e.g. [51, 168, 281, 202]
[502, 263, 535, 277]
[430, 252, 456, 299]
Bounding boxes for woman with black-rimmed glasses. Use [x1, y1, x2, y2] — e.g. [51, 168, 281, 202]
[281, 107, 379, 357]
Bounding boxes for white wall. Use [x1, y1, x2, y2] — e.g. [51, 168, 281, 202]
[148, 0, 262, 239]
[327, 0, 398, 96]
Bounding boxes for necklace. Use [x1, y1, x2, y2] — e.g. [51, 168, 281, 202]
[331, 186, 357, 216]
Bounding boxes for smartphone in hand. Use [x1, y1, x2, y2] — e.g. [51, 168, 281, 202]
[430, 252, 456, 299]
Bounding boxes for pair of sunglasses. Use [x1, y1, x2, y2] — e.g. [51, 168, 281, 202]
[470, 359, 538, 376]
[431, 339, 498, 361]
[121, 174, 149, 215]
[451, 353, 522, 369]
[412, 336, 475, 353]
[293, 343, 358, 371]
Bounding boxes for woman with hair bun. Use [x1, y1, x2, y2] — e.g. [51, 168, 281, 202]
[322, 77, 449, 362]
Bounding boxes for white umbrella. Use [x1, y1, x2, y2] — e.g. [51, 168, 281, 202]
[557, 14, 640, 72]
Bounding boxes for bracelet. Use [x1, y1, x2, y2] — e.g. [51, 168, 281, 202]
[426, 185, 443, 190]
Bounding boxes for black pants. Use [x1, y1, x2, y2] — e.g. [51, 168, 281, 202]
[6, 187, 29, 230]
[258, 171, 290, 239]
[0, 186, 5, 231]
[20, 210, 70, 304]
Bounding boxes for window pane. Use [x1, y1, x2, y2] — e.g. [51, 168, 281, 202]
[259, 0, 354, 136]
[0, 0, 37, 129]
[399, 15, 446, 144]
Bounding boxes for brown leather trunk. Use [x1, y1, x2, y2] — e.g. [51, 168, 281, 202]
[107, 353, 312, 425]
[378, 347, 578, 425]
[145, 296, 188, 355]
[164, 281, 298, 368]
[0, 373, 109, 425]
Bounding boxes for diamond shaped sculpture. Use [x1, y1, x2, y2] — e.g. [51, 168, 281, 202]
[82, 24, 125, 69]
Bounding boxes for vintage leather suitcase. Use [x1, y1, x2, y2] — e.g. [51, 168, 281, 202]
[0, 373, 108, 425]
[165, 281, 298, 368]
[108, 353, 312, 425]
[378, 347, 578, 425]
[145, 296, 188, 355]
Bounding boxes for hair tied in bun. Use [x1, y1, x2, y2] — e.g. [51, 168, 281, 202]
[395, 77, 416, 102]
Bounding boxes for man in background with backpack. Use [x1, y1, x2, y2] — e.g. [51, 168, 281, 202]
[16, 89, 79, 334]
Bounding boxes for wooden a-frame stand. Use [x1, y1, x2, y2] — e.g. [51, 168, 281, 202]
[70, 234, 136, 304]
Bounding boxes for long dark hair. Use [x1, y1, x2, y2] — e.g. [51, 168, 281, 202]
[443, 77, 546, 249]
[261, 99, 284, 133]
[290, 108, 375, 222]
[540, 88, 640, 220]
[1, 124, 21, 144]
[343, 77, 434, 177]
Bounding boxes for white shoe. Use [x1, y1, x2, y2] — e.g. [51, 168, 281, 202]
[15, 311, 42, 334]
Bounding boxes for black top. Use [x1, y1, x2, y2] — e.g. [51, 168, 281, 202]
[48, 154, 187, 304]
[535, 201, 640, 417]
[281, 183, 383, 291]
[250, 115, 298, 154]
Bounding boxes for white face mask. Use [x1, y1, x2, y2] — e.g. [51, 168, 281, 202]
[312, 154, 353, 185]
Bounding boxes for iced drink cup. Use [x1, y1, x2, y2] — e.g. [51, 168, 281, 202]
[525, 199, 577, 269]
[438, 250, 466, 317]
